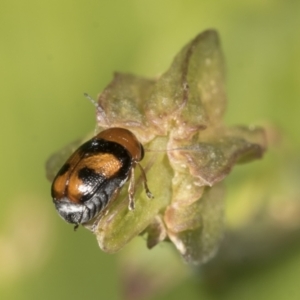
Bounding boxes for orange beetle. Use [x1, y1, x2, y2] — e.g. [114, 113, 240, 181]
[51, 127, 152, 228]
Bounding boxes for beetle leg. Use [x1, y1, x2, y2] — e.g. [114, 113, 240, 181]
[137, 163, 154, 199]
[128, 167, 136, 210]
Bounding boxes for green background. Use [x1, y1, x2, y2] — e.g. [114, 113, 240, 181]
[1, 0, 300, 299]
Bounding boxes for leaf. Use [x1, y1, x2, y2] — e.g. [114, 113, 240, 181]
[168, 126, 266, 187]
[145, 29, 226, 139]
[97, 73, 156, 143]
[165, 184, 225, 264]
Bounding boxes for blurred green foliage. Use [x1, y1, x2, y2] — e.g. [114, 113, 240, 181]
[0, 1, 300, 300]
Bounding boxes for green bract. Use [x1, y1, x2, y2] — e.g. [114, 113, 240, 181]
[46, 30, 266, 264]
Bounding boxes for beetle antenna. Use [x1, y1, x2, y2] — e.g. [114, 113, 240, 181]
[84, 93, 110, 132]
[83, 93, 106, 116]
[144, 147, 198, 153]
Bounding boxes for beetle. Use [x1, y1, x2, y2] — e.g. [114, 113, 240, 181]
[51, 126, 153, 228]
